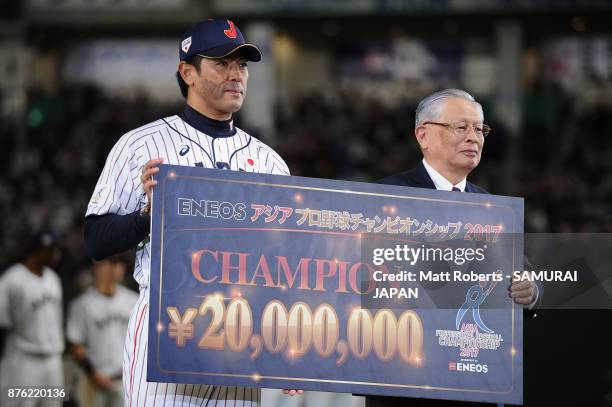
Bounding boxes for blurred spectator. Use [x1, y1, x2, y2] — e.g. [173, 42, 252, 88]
[2, 73, 611, 278]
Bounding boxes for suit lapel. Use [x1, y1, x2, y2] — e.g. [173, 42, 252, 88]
[381, 162, 484, 194]
[414, 163, 480, 193]
[411, 161, 437, 190]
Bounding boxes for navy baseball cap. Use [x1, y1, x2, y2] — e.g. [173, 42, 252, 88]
[29, 229, 61, 253]
[179, 19, 262, 62]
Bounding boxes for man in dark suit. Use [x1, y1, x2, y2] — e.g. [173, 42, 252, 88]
[368, 89, 538, 407]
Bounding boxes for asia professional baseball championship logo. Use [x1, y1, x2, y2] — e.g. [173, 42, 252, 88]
[436, 279, 504, 375]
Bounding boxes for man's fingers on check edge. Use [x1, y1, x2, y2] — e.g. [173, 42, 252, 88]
[511, 289, 533, 298]
[145, 158, 164, 168]
[142, 166, 160, 180]
[510, 287, 534, 299]
[142, 159, 163, 177]
[144, 180, 157, 189]
[510, 280, 532, 291]
[143, 180, 158, 195]
[513, 297, 533, 305]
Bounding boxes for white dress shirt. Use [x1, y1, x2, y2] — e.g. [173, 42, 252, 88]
[422, 159, 466, 192]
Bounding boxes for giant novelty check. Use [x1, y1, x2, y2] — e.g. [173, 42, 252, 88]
[148, 165, 523, 405]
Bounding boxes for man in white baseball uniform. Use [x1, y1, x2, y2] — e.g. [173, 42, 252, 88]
[67, 256, 138, 407]
[84, 18, 298, 407]
[0, 231, 64, 407]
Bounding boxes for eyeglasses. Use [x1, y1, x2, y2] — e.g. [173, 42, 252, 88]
[423, 121, 491, 138]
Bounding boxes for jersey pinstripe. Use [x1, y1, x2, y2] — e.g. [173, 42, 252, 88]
[86, 115, 289, 407]
[86, 115, 289, 289]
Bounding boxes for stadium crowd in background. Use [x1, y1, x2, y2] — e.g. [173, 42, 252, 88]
[2, 77, 611, 278]
[1, 33, 612, 407]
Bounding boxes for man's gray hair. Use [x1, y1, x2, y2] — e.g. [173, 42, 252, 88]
[415, 88, 483, 128]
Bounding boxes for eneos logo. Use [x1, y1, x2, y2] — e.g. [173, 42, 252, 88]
[449, 362, 488, 374]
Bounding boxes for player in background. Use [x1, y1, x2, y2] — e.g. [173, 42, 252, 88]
[84, 18, 299, 406]
[67, 255, 138, 407]
[0, 231, 64, 407]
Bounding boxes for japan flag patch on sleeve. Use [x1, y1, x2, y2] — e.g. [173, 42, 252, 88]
[245, 156, 258, 170]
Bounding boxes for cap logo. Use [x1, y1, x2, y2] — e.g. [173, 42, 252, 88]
[181, 36, 192, 53]
[224, 20, 237, 39]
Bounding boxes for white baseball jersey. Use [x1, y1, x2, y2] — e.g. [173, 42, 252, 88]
[0, 263, 64, 404]
[0, 263, 64, 356]
[86, 114, 289, 407]
[67, 285, 138, 376]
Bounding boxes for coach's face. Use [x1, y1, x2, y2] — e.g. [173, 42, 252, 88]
[183, 54, 249, 120]
[416, 98, 484, 180]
